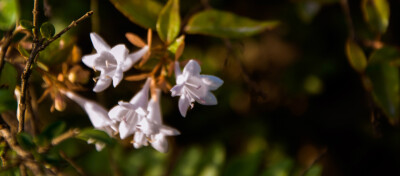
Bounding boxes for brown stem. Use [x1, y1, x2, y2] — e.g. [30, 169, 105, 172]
[51, 129, 79, 146]
[59, 151, 87, 176]
[18, 11, 93, 133]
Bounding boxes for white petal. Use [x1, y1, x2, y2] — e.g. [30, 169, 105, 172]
[93, 52, 117, 72]
[201, 75, 223, 91]
[174, 61, 182, 79]
[112, 68, 123, 87]
[138, 118, 158, 135]
[170, 84, 183, 97]
[82, 54, 99, 68]
[108, 105, 128, 121]
[151, 134, 168, 153]
[119, 118, 137, 139]
[63, 91, 112, 129]
[147, 97, 162, 123]
[182, 60, 201, 77]
[160, 126, 180, 136]
[129, 78, 151, 107]
[110, 44, 128, 64]
[178, 94, 190, 117]
[90, 33, 111, 53]
[95, 142, 106, 151]
[123, 46, 149, 71]
[93, 77, 112, 92]
[133, 132, 147, 148]
[199, 92, 217, 105]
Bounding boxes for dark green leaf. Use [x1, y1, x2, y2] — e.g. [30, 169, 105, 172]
[366, 63, 399, 124]
[38, 37, 74, 65]
[222, 151, 264, 176]
[197, 143, 225, 176]
[17, 44, 30, 58]
[156, 0, 180, 44]
[368, 46, 400, 65]
[39, 121, 67, 141]
[185, 9, 279, 38]
[362, 0, 390, 34]
[19, 20, 33, 30]
[346, 40, 367, 73]
[261, 158, 294, 176]
[40, 22, 55, 39]
[109, 0, 163, 29]
[0, 62, 17, 92]
[304, 164, 323, 176]
[16, 132, 36, 150]
[0, 0, 18, 30]
[0, 89, 17, 113]
[76, 128, 113, 145]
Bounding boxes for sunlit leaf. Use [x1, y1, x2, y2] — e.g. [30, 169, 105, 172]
[16, 132, 36, 150]
[40, 22, 56, 39]
[76, 128, 113, 145]
[109, 0, 163, 29]
[366, 61, 399, 124]
[19, 19, 33, 30]
[18, 44, 30, 58]
[168, 35, 185, 55]
[156, 0, 180, 44]
[0, 0, 18, 30]
[346, 40, 367, 73]
[362, 0, 390, 34]
[185, 9, 279, 38]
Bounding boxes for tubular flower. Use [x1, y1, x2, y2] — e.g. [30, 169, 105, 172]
[170, 60, 223, 117]
[108, 78, 151, 139]
[135, 89, 180, 153]
[82, 33, 133, 92]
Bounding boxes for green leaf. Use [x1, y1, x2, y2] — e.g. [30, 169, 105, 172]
[366, 62, 399, 124]
[0, 0, 18, 30]
[222, 151, 264, 176]
[304, 164, 323, 176]
[198, 143, 226, 176]
[171, 145, 203, 176]
[0, 62, 17, 92]
[76, 128, 113, 145]
[40, 22, 56, 39]
[156, 0, 180, 44]
[19, 19, 33, 30]
[261, 158, 294, 176]
[16, 132, 36, 150]
[346, 40, 367, 73]
[368, 46, 400, 65]
[109, 0, 163, 29]
[185, 9, 279, 38]
[38, 37, 74, 65]
[168, 35, 185, 54]
[17, 44, 30, 58]
[39, 121, 67, 141]
[0, 89, 17, 113]
[362, 0, 390, 34]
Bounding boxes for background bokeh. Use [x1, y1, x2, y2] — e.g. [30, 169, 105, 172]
[2, 0, 400, 175]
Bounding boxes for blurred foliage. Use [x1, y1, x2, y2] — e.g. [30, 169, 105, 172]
[1, 0, 400, 175]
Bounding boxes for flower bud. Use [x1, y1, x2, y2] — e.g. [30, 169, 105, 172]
[68, 65, 90, 84]
[54, 92, 66, 111]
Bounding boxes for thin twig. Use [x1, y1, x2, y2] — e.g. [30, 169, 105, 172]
[340, 0, 355, 39]
[51, 129, 79, 146]
[32, 0, 39, 40]
[19, 164, 27, 176]
[59, 151, 87, 176]
[18, 11, 93, 133]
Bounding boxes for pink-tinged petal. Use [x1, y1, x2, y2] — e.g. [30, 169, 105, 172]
[199, 92, 217, 105]
[82, 54, 99, 68]
[108, 105, 128, 121]
[201, 75, 223, 91]
[112, 68, 123, 87]
[151, 134, 168, 153]
[133, 132, 147, 148]
[62, 91, 113, 129]
[137, 118, 158, 135]
[93, 77, 112, 92]
[110, 44, 128, 64]
[174, 61, 182, 79]
[129, 78, 151, 107]
[160, 126, 180, 136]
[170, 84, 183, 97]
[123, 46, 149, 71]
[90, 33, 111, 53]
[178, 94, 190, 117]
[182, 60, 201, 77]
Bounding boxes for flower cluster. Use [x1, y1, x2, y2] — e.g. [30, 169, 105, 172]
[63, 32, 223, 153]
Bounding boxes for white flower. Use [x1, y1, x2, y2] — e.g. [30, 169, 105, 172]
[108, 78, 151, 139]
[135, 89, 180, 153]
[82, 33, 134, 92]
[170, 60, 223, 117]
[61, 90, 117, 151]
